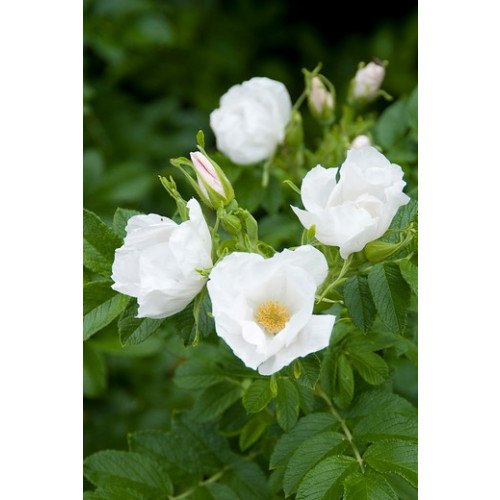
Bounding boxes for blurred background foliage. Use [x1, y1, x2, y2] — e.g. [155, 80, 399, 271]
[83, 0, 417, 464]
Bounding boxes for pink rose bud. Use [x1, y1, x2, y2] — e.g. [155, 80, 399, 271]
[189, 151, 234, 208]
[352, 62, 386, 101]
[190, 151, 225, 197]
[309, 76, 334, 117]
[351, 135, 371, 149]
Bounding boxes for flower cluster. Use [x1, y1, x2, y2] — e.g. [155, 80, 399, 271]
[111, 61, 411, 375]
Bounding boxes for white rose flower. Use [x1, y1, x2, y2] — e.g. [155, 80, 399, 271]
[292, 147, 410, 259]
[352, 62, 385, 101]
[111, 199, 212, 319]
[210, 77, 292, 165]
[207, 245, 335, 376]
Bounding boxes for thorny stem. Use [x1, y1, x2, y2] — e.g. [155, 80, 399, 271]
[315, 386, 365, 473]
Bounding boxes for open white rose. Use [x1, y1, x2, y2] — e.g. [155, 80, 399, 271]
[292, 147, 410, 259]
[207, 245, 335, 376]
[210, 77, 292, 165]
[111, 199, 212, 319]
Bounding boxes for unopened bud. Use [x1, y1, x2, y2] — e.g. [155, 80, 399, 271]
[352, 61, 385, 101]
[351, 135, 371, 149]
[221, 214, 242, 234]
[189, 151, 234, 208]
[308, 76, 335, 121]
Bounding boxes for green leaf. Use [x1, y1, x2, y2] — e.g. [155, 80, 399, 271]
[242, 379, 273, 413]
[173, 301, 196, 346]
[223, 460, 270, 500]
[399, 260, 418, 296]
[83, 344, 107, 398]
[83, 208, 123, 277]
[191, 382, 243, 422]
[174, 360, 226, 390]
[118, 300, 165, 345]
[296, 455, 357, 500]
[333, 353, 354, 409]
[129, 414, 233, 477]
[373, 99, 408, 150]
[368, 263, 410, 334]
[386, 200, 418, 238]
[194, 288, 215, 339]
[83, 486, 148, 500]
[347, 350, 389, 385]
[270, 413, 337, 468]
[239, 412, 271, 451]
[296, 355, 321, 388]
[344, 275, 376, 332]
[343, 471, 398, 500]
[276, 378, 300, 431]
[347, 389, 413, 418]
[283, 430, 345, 496]
[197, 483, 239, 500]
[83, 450, 173, 496]
[406, 86, 418, 134]
[83, 280, 130, 341]
[363, 440, 418, 488]
[353, 413, 418, 442]
[112, 208, 141, 239]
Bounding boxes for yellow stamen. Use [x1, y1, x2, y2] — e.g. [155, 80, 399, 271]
[255, 301, 290, 334]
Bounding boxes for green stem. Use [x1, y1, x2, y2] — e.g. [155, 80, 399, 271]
[315, 387, 365, 473]
[168, 466, 229, 500]
[317, 255, 352, 303]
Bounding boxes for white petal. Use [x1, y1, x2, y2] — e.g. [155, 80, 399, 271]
[110, 247, 141, 297]
[301, 165, 339, 212]
[273, 245, 328, 287]
[257, 314, 335, 375]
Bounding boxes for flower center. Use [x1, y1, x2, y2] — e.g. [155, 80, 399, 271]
[255, 301, 290, 334]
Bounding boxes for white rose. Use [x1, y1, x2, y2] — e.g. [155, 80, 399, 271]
[352, 62, 385, 101]
[210, 77, 292, 165]
[292, 147, 410, 259]
[111, 199, 212, 319]
[207, 245, 335, 376]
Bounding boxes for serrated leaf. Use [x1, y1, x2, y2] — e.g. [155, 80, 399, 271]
[373, 99, 408, 150]
[112, 208, 141, 239]
[386, 201, 418, 239]
[343, 471, 398, 500]
[364, 440, 417, 488]
[242, 379, 273, 413]
[83, 344, 107, 397]
[346, 389, 413, 418]
[333, 353, 354, 409]
[196, 483, 238, 500]
[239, 412, 271, 451]
[344, 275, 376, 332]
[224, 460, 270, 500]
[194, 288, 215, 339]
[173, 301, 196, 346]
[296, 355, 321, 388]
[368, 263, 410, 334]
[270, 413, 337, 468]
[399, 260, 418, 296]
[83, 208, 122, 277]
[283, 430, 345, 496]
[347, 350, 389, 385]
[353, 412, 417, 442]
[191, 382, 243, 422]
[83, 450, 173, 496]
[296, 383, 315, 414]
[83, 486, 148, 500]
[118, 300, 164, 345]
[83, 280, 130, 341]
[276, 378, 300, 431]
[296, 455, 358, 500]
[174, 360, 226, 390]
